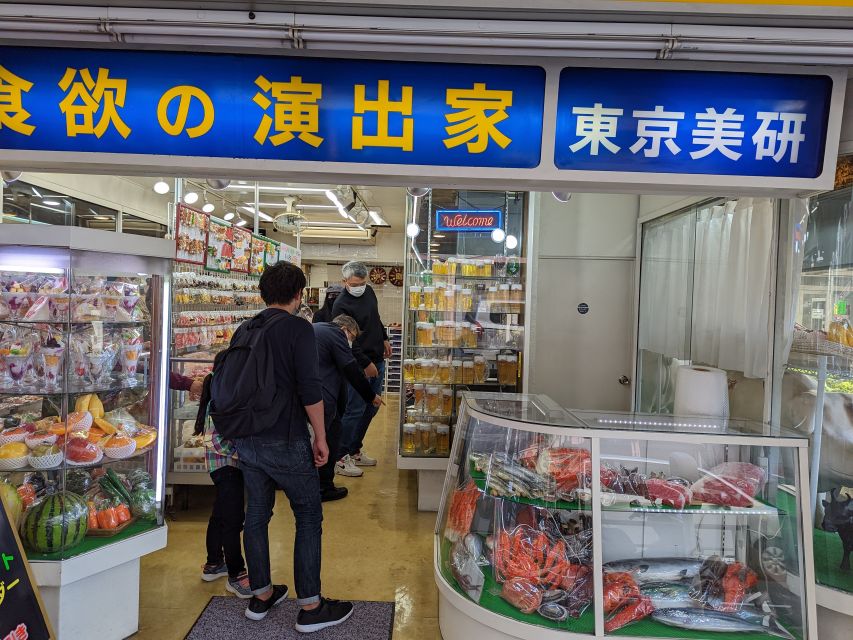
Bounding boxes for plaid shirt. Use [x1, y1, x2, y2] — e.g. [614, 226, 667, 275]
[203, 415, 237, 473]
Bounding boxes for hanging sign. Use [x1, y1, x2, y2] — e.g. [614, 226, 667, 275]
[230, 226, 251, 273]
[435, 209, 503, 232]
[555, 67, 833, 179]
[279, 243, 302, 267]
[0, 46, 545, 169]
[0, 497, 54, 640]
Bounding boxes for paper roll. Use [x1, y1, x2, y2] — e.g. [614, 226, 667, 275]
[674, 365, 729, 418]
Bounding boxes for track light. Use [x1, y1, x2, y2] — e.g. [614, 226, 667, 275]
[236, 216, 247, 227]
[153, 179, 169, 194]
[407, 187, 431, 198]
[491, 228, 506, 243]
[552, 191, 572, 203]
[406, 222, 421, 238]
[184, 191, 199, 205]
[223, 211, 235, 221]
[202, 192, 215, 213]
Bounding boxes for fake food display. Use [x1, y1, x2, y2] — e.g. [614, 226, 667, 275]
[436, 393, 812, 639]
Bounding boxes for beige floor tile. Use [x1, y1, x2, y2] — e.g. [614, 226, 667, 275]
[137, 401, 442, 639]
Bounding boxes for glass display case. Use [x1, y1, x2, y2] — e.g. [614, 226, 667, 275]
[773, 177, 853, 612]
[435, 392, 817, 640]
[0, 226, 171, 638]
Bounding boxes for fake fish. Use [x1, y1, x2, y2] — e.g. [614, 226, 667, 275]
[639, 581, 696, 609]
[604, 558, 703, 583]
[652, 608, 794, 638]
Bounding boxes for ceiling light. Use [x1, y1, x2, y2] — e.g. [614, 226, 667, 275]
[433, 233, 446, 238]
[505, 234, 519, 250]
[223, 211, 235, 221]
[296, 204, 337, 210]
[153, 180, 170, 194]
[491, 228, 506, 243]
[258, 212, 273, 222]
[31, 186, 42, 198]
[407, 187, 431, 198]
[42, 199, 61, 206]
[94, 215, 110, 221]
[206, 178, 231, 190]
[1, 171, 22, 184]
[236, 217, 247, 227]
[227, 185, 328, 193]
[368, 209, 389, 227]
[552, 191, 572, 203]
[184, 191, 199, 205]
[202, 192, 215, 213]
[406, 222, 421, 238]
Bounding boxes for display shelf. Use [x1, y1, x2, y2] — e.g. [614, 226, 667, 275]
[397, 453, 450, 470]
[3, 319, 147, 326]
[410, 274, 522, 282]
[408, 345, 521, 352]
[0, 374, 147, 396]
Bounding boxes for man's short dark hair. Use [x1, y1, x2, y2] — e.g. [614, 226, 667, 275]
[258, 261, 306, 306]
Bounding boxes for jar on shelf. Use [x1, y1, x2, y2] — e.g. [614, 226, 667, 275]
[409, 285, 422, 309]
[473, 355, 488, 383]
[413, 383, 425, 410]
[432, 259, 445, 275]
[403, 358, 416, 380]
[463, 360, 475, 384]
[499, 283, 511, 304]
[487, 286, 498, 305]
[498, 355, 518, 385]
[414, 358, 425, 382]
[423, 286, 436, 310]
[439, 321, 455, 347]
[418, 422, 434, 454]
[426, 385, 442, 415]
[438, 360, 452, 384]
[458, 288, 473, 312]
[435, 424, 450, 456]
[510, 283, 524, 313]
[416, 321, 434, 347]
[435, 282, 447, 310]
[402, 423, 417, 454]
[417, 305, 430, 322]
[483, 259, 493, 277]
[496, 355, 508, 384]
[443, 289, 455, 314]
[446, 257, 457, 275]
[423, 358, 438, 382]
[441, 387, 453, 415]
[452, 359, 463, 383]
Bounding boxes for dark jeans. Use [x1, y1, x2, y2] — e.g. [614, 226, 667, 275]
[319, 411, 341, 491]
[340, 360, 385, 457]
[235, 435, 322, 606]
[206, 465, 246, 579]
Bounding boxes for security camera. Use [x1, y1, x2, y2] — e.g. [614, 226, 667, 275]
[248, 11, 256, 20]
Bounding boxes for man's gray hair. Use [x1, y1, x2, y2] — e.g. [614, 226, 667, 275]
[332, 314, 361, 337]
[341, 261, 368, 280]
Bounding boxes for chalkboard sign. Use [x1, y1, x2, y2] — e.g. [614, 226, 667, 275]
[0, 497, 53, 640]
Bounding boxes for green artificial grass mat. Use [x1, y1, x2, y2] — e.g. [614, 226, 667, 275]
[26, 520, 159, 561]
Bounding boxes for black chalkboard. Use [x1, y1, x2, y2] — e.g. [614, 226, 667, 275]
[0, 496, 53, 640]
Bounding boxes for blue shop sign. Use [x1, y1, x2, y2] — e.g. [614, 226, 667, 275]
[0, 47, 545, 169]
[554, 67, 832, 179]
[435, 209, 502, 232]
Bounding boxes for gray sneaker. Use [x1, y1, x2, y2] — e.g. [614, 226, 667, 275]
[226, 572, 253, 599]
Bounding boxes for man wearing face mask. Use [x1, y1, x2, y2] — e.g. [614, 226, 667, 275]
[312, 315, 383, 501]
[331, 261, 392, 476]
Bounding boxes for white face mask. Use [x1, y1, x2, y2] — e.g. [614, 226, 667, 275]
[347, 284, 367, 297]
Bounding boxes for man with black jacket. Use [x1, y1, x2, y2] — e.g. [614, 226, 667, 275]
[332, 261, 391, 475]
[313, 315, 382, 501]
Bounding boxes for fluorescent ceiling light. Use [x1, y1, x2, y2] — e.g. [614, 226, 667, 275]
[0, 264, 64, 274]
[153, 180, 170, 194]
[31, 203, 66, 214]
[42, 199, 61, 206]
[240, 205, 274, 222]
[368, 210, 389, 226]
[433, 233, 446, 238]
[94, 215, 111, 221]
[326, 190, 350, 218]
[227, 185, 329, 193]
[31, 186, 42, 198]
[184, 191, 199, 204]
[296, 204, 337, 210]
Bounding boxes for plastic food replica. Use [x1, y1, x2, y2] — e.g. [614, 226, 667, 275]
[441, 423, 798, 638]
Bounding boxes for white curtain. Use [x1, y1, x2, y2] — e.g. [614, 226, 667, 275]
[638, 211, 694, 361]
[691, 197, 775, 379]
[779, 199, 810, 364]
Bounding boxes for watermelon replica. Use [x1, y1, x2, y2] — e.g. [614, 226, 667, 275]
[21, 491, 88, 554]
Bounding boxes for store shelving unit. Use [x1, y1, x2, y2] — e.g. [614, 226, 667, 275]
[436, 392, 818, 640]
[386, 324, 403, 394]
[0, 226, 172, 640]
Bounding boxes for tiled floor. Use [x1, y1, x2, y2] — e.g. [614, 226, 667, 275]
[136, 399, 442, 639]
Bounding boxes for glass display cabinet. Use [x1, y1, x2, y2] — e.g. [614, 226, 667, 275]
[398, 190, 528, 511]
[0, 226, 172, 639]
[435, 392, 817, 640]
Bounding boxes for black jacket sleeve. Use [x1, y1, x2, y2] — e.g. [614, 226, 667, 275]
[350, 342, 373, 369]
[342, 361, 376, 404]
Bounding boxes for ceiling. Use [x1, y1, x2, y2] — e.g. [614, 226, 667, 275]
[125, 176, 407, 234]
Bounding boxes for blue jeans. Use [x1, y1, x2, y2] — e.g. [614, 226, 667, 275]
[340, 360, 385, 457]
[235, 435, 322, 606]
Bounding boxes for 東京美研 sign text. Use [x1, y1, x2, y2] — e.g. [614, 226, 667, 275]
[555, 68, 832, 178]
[0, 47, 545, 169]
[435, 209, 502, 232]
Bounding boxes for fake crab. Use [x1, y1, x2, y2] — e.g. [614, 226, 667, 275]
[445, 480, 481, 543]
[494, 525, 579, 590]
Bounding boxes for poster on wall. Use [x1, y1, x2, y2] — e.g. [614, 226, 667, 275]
[175, 204, 208, 265]
[249, 235, 266, 276]
[279, 243, 302, 267]
[264, 239, 281, 269]
[205, 217, 233, 272]
[231, 227, 251, 273]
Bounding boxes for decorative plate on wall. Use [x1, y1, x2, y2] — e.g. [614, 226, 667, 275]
[369, 266, 387, 285]
[388, 266, 404, 287]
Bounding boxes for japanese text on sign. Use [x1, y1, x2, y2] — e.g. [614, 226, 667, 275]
[0, 47, 546, 168]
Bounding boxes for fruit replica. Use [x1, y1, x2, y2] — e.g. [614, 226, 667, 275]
[65, 469, 92, 495]
[74, 393, 104, 418]
[0, 441, 28, 458]
[21, 491, 89, 553]
[0, 480, 23, 527]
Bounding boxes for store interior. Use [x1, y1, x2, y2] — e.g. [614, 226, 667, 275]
[1, 170, 852, 640]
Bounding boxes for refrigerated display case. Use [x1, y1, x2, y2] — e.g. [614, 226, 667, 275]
[436, 392, 817, 640]
[0, 226, 172, 639]
[398, 190, 528, 511]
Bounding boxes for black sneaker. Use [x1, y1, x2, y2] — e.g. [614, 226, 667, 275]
[295, 598, 354, 633]
[321, 486, 349, 502]
[245, 584, 289, 621]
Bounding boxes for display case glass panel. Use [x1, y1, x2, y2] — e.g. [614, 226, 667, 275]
[0, 240, 169, 561]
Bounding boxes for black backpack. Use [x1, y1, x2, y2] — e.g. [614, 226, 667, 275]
[209, 310, 289, 440]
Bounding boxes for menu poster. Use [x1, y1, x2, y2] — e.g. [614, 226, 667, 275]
[231, 226, 251, 273]
[175, 204, 208, 265]
[249, 235, 266, 276]
[205, 217, 233, 272]
[263, 239, 281, 268]
[0, 497, 54, 640]
[279, 243, 302, 267]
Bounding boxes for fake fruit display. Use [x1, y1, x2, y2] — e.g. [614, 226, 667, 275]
[65, 469, 92, 496]
[103, 434, 137, 459]
[132, 429, 157, 450]
[21, 491, 89, 554]
[74, 393, 104, 418]
[0, 480, 23, 527]
[93, 417, 117, 435]
[65, 437, 102, 465]
[0, 441, 28, 458]
[25, 430, 58, 449]
[66, 411, 94, 434]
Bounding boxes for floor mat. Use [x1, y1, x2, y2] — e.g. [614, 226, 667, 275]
[185, 596, 395, 640]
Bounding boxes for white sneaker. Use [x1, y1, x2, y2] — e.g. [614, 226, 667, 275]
[352, 451, 377, 466]
[335, 455, 363, 477]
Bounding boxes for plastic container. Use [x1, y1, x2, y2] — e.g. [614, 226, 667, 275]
[474, 355, 488, 383]
[418, 422, 434, 454]
[409, 286, 422, 309]
[423, 359, 438, 382]
[452, 359, 463, 384]
[413, 383, 426, 411]
[416, 322, 435, 347]
[435, 424, 451, 456]
[426, 385, 442, 415]
[459, 288, 473, 312]
[423, 286, 436, 310]
[441, 387, 454, 415]
[438, 360, 452, 384]
[463, 360, 475, 384]
[403, 358, 416, 380]
[402, 423, 417, 454]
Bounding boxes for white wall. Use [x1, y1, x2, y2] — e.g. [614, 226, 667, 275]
[24, 173, 169, 224]
[840, 76, 853, 155]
